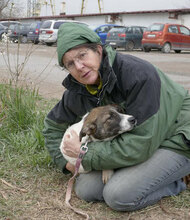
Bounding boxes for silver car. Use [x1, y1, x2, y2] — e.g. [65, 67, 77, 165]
[39, 19, 88, 46]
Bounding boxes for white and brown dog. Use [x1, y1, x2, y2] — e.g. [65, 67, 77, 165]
[60, 104, 137, 183]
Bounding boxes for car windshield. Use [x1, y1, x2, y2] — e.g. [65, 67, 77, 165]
[30, 23, 37, 29]
[21, 24, 30, 30]
[0, 22, 19, 27]
[109, 27, 126, 32]
[41, 21, 52, 29]
[0, 24, 6, 30]
[53, 21, 65, 29]
[8, 24, 16, 30]
[147, 24, 164, 31]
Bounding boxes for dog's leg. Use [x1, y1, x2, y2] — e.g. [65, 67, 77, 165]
[102, 170, 114, 184]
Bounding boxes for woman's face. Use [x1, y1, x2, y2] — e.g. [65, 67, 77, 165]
[63, 45, 103, 85]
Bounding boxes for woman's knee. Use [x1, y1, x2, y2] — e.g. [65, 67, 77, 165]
[103, 179, 187, 212]
[103, 182, 142, 211]
[74, 171, 104, 201]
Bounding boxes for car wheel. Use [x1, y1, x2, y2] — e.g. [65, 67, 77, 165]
[162, 43, 171, 53]
[143, 46, 151, 52]
[174, 50, 181, 53]
[20, 36, 28, 44]
[125, 41, 134, 51]
[34, 40, 39, 44]
[46, 42, 54, 46]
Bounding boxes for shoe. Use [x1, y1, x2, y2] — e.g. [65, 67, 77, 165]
[182, 174, 190, 188]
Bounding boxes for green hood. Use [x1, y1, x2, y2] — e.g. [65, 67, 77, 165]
[57, 23, 102, 67]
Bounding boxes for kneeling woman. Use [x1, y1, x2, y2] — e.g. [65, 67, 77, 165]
[43, 23, 190, 211]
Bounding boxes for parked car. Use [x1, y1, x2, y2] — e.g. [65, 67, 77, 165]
[142, 23, 190, 53]
[106, 26, 146, 50]
[39, 20, 88, 46]
[0, 24, 7, 40]
[8, 23, 31, 43]
[89, 24, 124, 45]
[0, 21, 21, 39]
[27, 21, 42, 44]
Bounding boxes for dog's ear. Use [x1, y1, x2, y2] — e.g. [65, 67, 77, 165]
[111, 104, 125, 113]
[79, 123, 97, 142]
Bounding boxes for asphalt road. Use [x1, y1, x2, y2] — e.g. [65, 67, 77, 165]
[0, 43, 190, 99]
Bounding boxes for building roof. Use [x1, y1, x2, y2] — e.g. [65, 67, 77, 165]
[0, 8, 190, 21]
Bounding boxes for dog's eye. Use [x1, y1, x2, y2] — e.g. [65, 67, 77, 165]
[110, 112, 116, 118]
[105, 115, 112, 123]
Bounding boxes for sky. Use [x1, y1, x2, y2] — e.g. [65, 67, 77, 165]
[65, 0, 190, 15]
[18, 0, 190, 17]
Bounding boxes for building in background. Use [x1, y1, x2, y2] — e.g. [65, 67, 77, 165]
[1, 0, 190, 28]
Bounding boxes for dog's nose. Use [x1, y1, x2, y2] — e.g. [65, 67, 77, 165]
[128, 116, 137, 125]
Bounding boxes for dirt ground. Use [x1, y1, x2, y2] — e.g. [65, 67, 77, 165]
[0, 168, 190, 220]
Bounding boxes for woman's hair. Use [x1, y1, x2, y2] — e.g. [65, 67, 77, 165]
[70, 43, 102, 52]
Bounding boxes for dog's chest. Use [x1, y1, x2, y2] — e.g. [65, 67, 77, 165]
[64, 120, 84, 137]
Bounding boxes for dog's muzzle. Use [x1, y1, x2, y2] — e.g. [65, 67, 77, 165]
[128, 116, 137, 126]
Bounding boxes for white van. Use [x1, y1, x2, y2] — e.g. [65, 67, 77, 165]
[39, 20, 88, 46]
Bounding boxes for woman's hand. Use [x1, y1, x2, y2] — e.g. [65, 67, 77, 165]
[66, 162, 75, 174]
[62, 130, 81, 158]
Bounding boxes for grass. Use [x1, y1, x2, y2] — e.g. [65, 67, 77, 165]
[0, 84, 189, 220]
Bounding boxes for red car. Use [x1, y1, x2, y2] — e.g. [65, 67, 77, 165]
[142, 23, 190, 53]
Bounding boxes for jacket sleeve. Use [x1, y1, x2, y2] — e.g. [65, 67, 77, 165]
[82, 116, 159, 171]
[43, 116, 70, 173]
[42, 90, 80, 174]
[42, 90, 90, 173]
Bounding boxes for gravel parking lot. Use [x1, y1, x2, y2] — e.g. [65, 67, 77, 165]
[0, 43, 190, 99]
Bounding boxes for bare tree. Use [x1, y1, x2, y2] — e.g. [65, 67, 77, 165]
[0, 0, 25, 19]
[0, 0, 11, 17]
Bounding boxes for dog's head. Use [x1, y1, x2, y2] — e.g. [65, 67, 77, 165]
[79, 104, 137, 142]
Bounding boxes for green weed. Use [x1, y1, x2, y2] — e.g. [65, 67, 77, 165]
[0, 84, 39, 132]
[0, 84, 55, 175]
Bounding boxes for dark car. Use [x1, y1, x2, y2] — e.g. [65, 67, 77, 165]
[0, 24, 7, 40]
[89, 24, 125, 45]
[0, 21, 20, 39]
[27, 21, 42, 44]
[142, 23, 190, 53]
[9, 23, 31, 43]
[106, 26, 146, 50]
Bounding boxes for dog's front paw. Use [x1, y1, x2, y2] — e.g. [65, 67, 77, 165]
[102, 170, 114, 184]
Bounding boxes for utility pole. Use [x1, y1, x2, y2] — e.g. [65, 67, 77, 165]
[98, 0, 104, 13]
[27, 0, 32, 17]
[49, 0, 55, 15]
[81, 0, 104, 14]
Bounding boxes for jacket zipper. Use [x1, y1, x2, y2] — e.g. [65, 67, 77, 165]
[96, 71, 111, 105]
